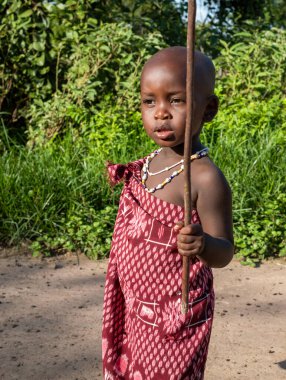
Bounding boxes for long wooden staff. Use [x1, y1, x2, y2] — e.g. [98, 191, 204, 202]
[182, 0, 196, 314]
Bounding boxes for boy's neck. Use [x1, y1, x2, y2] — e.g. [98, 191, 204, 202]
[160, 139, 204, 159]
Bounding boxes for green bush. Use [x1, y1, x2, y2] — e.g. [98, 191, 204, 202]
[235, 194, 286, 265]
[0, 112, 156, 257]
[201, 28, 286, 264]
[0, 0, 178, 144]
[31, 206, 117, 260]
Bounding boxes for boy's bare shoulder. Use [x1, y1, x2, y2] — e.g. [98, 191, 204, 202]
[191, 156, 233, 245]
[192, 157, 231, 195]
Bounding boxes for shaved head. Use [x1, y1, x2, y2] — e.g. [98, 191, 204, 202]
[141, 46, 216, 97]
[140, 46, 219, 146]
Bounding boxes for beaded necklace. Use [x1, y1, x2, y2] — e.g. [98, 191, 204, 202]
[141, 147, 209, 193]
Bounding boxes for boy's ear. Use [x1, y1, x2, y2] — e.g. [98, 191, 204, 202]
[203, 95, 219, 123]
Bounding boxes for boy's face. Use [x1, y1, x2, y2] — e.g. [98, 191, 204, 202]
[140, 60, 208, 149]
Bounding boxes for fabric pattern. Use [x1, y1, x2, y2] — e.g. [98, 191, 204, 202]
[102, 158, 215, 380]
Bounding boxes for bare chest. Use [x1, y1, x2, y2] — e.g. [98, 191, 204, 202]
[141, 168, 197, 209]
[143, 169, 184, 205]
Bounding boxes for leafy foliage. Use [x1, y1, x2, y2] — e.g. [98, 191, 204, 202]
[197, 1, 286, 57]
[201, 28, 286, 264]
[92, 0, 187, 46]
[0, 0, 183, 144]
[26, 22, 164, 146]
[31, 206, 117, 260]
[203, 0, 286, 29]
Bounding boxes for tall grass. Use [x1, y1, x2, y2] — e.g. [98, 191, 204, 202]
[1, 115, 285, 262]
[0, 123, 155, 250]
[201, 99, 286, 263]
[0, 140, 100, 243]
[203, 124, 285, 216]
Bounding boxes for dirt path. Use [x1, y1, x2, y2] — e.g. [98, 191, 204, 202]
[0, 250, 285, 380]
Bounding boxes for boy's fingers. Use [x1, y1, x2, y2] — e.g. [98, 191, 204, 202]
[177, 234, 195, 244]
[179, 223, 202, 236]
[178, 237, 203, 249]
[177, 242, 195, 251]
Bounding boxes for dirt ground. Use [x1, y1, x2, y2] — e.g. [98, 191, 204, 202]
[0, 248, 285, 380]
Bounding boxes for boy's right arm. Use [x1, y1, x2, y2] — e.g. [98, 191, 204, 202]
[177, 162, 234, 268]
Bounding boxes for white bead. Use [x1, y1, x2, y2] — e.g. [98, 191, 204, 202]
[141, 147, 208, 193]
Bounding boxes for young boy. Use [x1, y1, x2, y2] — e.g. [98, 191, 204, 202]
[102, 46, 234, 380]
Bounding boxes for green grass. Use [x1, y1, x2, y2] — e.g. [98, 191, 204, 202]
[0, 110, 285, 262]
[0, 123, 155, 258]
[201, 104, 286, 263]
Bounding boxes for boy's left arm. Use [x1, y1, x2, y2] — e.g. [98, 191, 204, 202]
[177, 167, 234, 268]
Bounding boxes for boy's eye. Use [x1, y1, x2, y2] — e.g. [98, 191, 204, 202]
[171, 98, 184, 104]
[142, 99, 155, 106]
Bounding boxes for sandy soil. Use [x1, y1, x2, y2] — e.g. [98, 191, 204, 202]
[0, 249, 285, 380]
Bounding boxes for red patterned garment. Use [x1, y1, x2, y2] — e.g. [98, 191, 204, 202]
[102, 158, 215, 380]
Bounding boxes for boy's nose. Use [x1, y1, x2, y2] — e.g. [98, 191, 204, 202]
[154, 104, 171, 120]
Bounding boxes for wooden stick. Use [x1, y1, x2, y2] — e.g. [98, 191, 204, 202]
[182, 0, 196, 314]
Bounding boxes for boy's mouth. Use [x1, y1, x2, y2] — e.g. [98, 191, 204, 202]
[154, 125, 174, 140]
